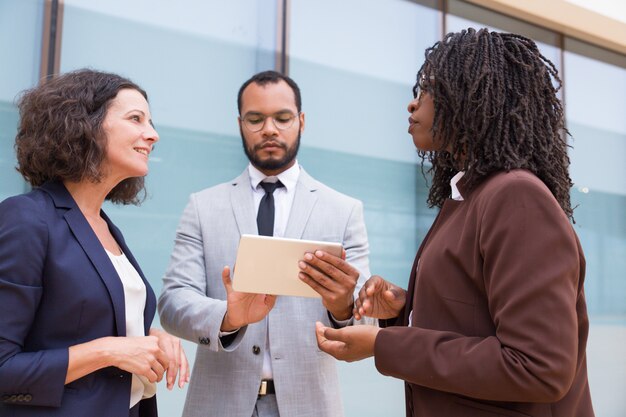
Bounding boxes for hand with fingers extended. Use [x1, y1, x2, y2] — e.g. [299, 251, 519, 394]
[298, 249, 359, 321]
[315, 321, 379, 362]
[149, 328, 190, 390]
[101, 335, 170, 383]
[354, 275, 406, 320]
[221, 265, 277, 331]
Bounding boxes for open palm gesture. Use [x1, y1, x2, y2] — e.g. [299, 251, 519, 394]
[221, 265, 276, 331]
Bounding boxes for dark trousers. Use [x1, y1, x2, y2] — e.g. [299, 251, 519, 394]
[252, 394, 279, 417]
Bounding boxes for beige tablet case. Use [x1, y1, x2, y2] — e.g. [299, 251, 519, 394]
[232, 234, 343, 298]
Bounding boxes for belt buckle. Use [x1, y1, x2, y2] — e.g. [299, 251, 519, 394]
[259, 380, 268, 396]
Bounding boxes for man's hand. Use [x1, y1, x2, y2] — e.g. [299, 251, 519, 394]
[354, 275, 406, 320]
[221, 265, 277, 331]
[315, 322, 379, 362]
[298, 250, 358, 320]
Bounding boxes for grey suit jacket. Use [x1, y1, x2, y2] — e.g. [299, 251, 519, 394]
[158, 167, 370, 417]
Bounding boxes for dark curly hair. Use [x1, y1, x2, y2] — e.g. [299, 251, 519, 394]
[416, 28, 573, 220]
[15, 68, 150, 205]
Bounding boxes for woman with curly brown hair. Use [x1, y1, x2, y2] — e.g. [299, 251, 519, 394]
[0, 69, 189, 417]
[307, 28, 595, 416]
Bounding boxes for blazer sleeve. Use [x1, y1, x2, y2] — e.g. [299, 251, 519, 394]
[343, 200, 371, 296]
[157, 194, 246, 352]
[0, 196, 69, 407]
[374, 178, 581, 402]
[331, 199, 373, 328]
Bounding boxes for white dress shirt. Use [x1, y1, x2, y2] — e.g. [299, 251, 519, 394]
[106, 250, 157, 408]
[450, 171, 465, 202]
[248, 162, 300, 238]
[247, 162, 300, 380]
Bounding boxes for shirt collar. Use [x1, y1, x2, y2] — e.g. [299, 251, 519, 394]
[450, 171, 465, 201]
[248, 161, 300, 192]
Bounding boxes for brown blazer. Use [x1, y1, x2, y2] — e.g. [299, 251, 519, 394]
[375, 170, 594, 417]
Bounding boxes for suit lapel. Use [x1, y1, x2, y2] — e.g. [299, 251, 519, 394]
[284, 168, 318, 239]
[103, 212, 156, 335]
[230, 170, 259, 236]
[41, 182, 127, 336]
[405, 201, 459, 324]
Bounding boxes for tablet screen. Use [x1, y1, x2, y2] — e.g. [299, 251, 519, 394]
[232, 234, 343, 298]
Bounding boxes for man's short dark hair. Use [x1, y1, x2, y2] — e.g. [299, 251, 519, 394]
[237, 70, 302, 114]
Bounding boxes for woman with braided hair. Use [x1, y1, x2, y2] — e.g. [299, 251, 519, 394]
[307, 28, 595, 416]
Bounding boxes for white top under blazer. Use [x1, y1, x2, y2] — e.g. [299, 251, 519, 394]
[106, 250, 157, 408]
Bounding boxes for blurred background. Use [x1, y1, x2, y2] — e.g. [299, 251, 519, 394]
[1, 0, 624, 415]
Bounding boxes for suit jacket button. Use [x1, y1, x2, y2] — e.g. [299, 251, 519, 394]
[9, 395, 17, 402]
[199, 337, 210, 345]
[24, 394, 32, 402]
[252, 345, 261, 355]
[17, 394, 24, 402]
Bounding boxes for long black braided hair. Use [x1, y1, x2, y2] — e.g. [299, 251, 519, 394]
[416, 28, 574, 220]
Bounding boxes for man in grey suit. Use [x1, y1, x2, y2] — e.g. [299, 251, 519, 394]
[158, 70, 370, 417]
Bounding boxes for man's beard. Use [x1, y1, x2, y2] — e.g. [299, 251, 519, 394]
[240, 129, 301, 172]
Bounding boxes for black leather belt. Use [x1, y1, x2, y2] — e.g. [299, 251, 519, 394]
[258, 380, 275, 396]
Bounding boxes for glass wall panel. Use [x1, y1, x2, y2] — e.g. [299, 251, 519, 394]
[446, 0, 561, 70]
[290, 1, 441, 415]
[565, 40, 626, 417]
[0, 0, 43, 200]
[59, 1, 278, 415]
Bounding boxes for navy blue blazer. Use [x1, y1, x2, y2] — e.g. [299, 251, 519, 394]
[0, 181, 157, 417]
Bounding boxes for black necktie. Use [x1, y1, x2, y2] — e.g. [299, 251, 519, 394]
[257, 181, 284, 236]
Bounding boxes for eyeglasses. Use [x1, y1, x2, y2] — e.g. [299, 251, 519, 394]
[241, 111, 299, 132]
[414, 74, 435, 101]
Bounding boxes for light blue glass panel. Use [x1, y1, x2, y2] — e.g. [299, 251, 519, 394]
[61, 0, 277, 136]
[585, 321, 626, 417]
[290, 0, 437, 163]
[290, 1, 441, 416]
[446, 12, 561, 70]
[60, 2, 277, 415]
[0, 102, 22, 200]
[0, 0, 43, 200]
[565, 48, 626, 417]
[290, 0, 440, 287]
[571, 186, 626, 316]
[566, 52, 626, 196]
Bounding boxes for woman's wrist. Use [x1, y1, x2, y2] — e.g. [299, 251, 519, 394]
[66, 337, 115, 384]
